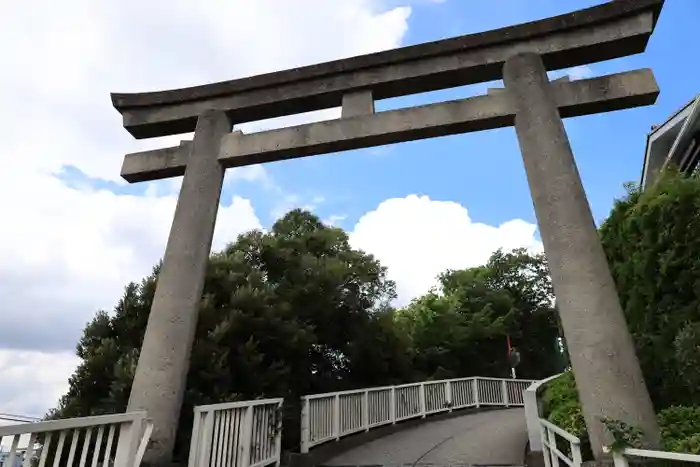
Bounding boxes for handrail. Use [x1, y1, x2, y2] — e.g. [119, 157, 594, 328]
[304, 386, 396, 401]
[0, 412, 152, 467]
[300, 376, 535, 453]
[604, 446, 700, 466]
[0, 412, 147, 437]
[535, 421, 700, 467]
[524, 374, 563, 452]
[539, 418, 582, 467]
[539, 419, 581, 444]
[194, 397, 285, 412]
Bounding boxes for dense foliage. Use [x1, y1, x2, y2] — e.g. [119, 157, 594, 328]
[50, 209, 565, 461]
[542, 170, 700, 454]
[541, 372, 700, 455]
[540, 372, 587, 440]
[658, 406, 700, 453]
[395, 249, 564, 380]
[599, 172, 700, 407]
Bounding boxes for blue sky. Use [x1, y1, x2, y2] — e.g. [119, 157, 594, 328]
[59, 0, 697, 231]
[211, 0, 699, 231]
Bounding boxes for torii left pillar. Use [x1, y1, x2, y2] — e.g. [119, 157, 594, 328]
[127, 110, 232, 465]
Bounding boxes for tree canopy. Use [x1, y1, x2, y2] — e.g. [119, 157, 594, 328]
[600, 171, 700, 408]
[395, 248, 564, 380]
[51, 209, 564, 460]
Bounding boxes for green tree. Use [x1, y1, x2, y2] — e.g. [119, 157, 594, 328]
[50, 210, 413, 460]
[395, 248, 564, 380]
[599, 171, 700, 407]
[478, 248, 565, 378]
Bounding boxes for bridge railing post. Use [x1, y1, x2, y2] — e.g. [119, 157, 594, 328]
[333, 394, 341, 441]
[196, 410, 215, 467]
[240, 406, 254, 467]
[419, 383, 426, 418]
[472, 378, 480, 408]
[546, 425, 559, 467]
[502, 379, 509, 407]
[610, 451, 628, 467]
[363, 391, 369, 432]
[445, 381, 453, 412]
[300, 397, 310, 454]
[390, 388, 396, 424]
[274, 401, 283, 467]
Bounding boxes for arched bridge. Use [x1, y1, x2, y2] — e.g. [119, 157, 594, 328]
[298, 377, 534, 467]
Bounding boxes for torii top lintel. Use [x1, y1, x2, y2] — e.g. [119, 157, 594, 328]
[111, 0, 663, 139]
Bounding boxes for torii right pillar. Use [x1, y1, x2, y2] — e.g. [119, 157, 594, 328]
[503, 52, 661, 460]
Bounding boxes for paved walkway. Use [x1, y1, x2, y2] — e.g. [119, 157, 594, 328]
[323, 408, 527, 467]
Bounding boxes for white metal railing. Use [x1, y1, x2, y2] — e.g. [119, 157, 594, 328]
[300, 376, 535, 453]
[532, 373, 700, 467]
[188, 398, 283, 467]
[523, 374, 562, 452]
[539, 418, 582, 467]
[604, 446, 700, 466]
[0, 412, 152, 467]
[537, 421, 700, 467]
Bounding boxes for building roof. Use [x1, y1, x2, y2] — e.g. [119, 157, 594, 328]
[641, 93, 700, 188]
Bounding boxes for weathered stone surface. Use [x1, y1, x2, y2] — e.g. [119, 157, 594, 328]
[503, 52, 661, 460]
[342, 90, 375, 118]
[125, 110, 233, 464]
[120, 69, 658, 183]
[488, 75, 569, 95]
[111, 0, 662, 138]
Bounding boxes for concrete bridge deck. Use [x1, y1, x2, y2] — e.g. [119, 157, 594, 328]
[322, 409, 527, 467]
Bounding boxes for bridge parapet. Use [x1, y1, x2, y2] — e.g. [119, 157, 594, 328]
[300, 376, 535, 453]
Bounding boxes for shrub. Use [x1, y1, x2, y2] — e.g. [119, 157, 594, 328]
[658, 406, 700, 454]
[600, 172, 700, 407]
[541, 374, 700, 455]
[601, 417, 644, 451]
[541, 372, 586, 437]
[668, 433, 700, 454]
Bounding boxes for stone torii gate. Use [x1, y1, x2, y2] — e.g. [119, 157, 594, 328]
[112, 0, 664, 464]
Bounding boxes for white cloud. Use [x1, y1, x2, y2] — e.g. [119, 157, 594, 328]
[0, 181, 263, 354]
[324, 214, 349, 226]
[566, 65, 594, 80]
[549, 65, 594, 81]
[0, 0, 412, 416]
[0, 350, 81, 418]
[350, 195, 542, 305]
